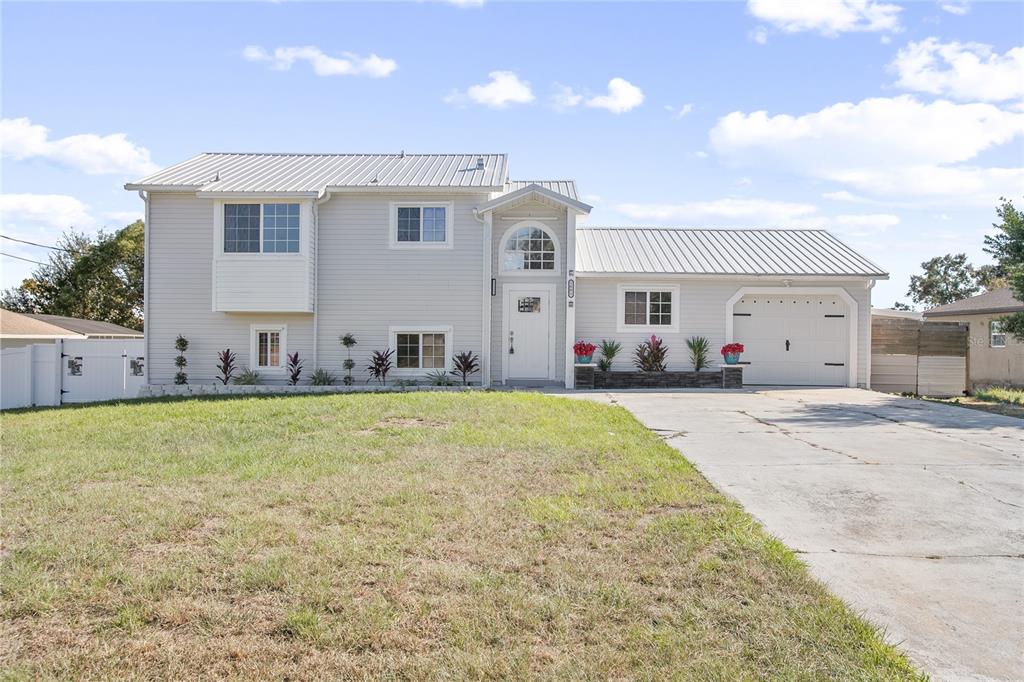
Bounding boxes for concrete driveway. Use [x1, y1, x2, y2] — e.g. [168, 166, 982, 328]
[581, 388, 1024, 681]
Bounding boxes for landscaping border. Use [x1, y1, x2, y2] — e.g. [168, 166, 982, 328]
[139, 384, 480, 398]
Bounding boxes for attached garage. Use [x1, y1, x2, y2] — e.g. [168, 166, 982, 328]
[731, 293, 853, 386]
[572, 228, 886, 389]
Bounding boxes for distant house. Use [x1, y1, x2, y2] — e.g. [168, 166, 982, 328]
[0, 309, 143, 350]
[923, 288, 1023, 388]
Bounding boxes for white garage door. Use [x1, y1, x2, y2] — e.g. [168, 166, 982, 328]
[733, 294, 849, 386]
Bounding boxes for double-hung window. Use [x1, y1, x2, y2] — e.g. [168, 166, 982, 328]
[251, 325, 286, 370]
[224, 203, 300, 254]
[991, 320, 1007, 348]
[390, 203, 453, 248]
[618, 285, 679, 332]
[390, 326, 452, 372]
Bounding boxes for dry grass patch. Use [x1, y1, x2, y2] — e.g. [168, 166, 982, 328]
[1, 392, 922, 679]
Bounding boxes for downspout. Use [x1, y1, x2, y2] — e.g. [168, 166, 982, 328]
[138, 190, 150, 385]
[865, 279, 875, 390]
[312, 190, 334, 370]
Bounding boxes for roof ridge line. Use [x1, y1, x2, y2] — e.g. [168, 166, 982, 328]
[200, 152, 508, 157]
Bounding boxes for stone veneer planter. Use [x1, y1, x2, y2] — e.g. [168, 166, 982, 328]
[574, 365, 743, 390]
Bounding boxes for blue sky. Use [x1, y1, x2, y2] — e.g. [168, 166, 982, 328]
[2, 0, 1022, 306]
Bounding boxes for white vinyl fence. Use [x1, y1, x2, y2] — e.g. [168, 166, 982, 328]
[1, 339, 145, 409]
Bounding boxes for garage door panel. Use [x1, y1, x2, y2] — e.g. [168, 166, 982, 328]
[733, 294, 849, 386]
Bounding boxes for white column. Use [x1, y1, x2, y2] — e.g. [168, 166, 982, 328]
[564, 209, 577, 389]
[480, 211, 493, 387]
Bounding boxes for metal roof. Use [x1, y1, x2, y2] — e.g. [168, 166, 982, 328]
[126, 153, 509, 194]
[505, 180, 578, 201]
[575, 228, 887, 277]
[923, 287, 1023, 317]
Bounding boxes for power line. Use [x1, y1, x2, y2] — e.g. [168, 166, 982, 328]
[1, 251, 46, 266]
[0, 234, 79, 253]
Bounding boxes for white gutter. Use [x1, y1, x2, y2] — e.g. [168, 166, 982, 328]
[865, 279, 876, 390]
[138, 190, 150, 383]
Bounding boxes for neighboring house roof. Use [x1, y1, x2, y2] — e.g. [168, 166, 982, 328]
[505, 180, 578, 201]
[126, 152, 508, 195]
[872, 308, 923, 320]
[0, 309, 84, 339]
[0, 309, 142, 338]
[923, 287, 1024, 317]
[575, 228, 887, 277]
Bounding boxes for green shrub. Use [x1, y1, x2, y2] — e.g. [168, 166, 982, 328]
[686, 336, 711, 371]
[234, 368, 260, 385]
[310, 369, 337, 386]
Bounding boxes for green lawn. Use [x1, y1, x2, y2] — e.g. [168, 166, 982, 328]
[1, 393, 921, 679]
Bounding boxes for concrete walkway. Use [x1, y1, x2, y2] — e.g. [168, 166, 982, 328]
[579, 388, 1024, 681]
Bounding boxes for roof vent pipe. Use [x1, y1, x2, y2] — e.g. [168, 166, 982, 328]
[476, 157, 485, 170]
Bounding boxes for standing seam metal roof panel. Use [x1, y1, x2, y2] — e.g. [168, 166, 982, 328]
[575, 228, 887, 277]
[126, 153, 509, 192]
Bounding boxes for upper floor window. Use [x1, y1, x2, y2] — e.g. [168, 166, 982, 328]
[224, 203, 300, 254]
[991, 320, 1007, 348]
[390, 202, 453, 249]
[503, 226, 556, 271]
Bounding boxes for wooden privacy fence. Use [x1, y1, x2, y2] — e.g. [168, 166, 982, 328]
[871, 316, 968, 397]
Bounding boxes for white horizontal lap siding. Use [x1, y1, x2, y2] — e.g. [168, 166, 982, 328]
[575, 277, 872, 385]
[147, 193, 313, 384]
[316, 193, 486, 381]
[490, 201, 567, 383]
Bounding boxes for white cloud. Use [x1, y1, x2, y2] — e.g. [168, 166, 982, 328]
[0, 117, 158, 176]
[551, 84, 583, 111]
[693, 151, 710, 159]
[747, 0, 902, 36]
[586, 78, 644, 114]
[749, 26, 769, 44]
[831, 213, 900, 236]
[242, 45, 397, 78]
[823, 190, 860, 202]
[890, 38, 1024, 103]
[104, 210, 144, 225]
[709, 95, 1024, 203]
[939, 0, 970, 15]
[664, 103, 694, 119]
[612, 198, 819, 226]
[445, 71, 534, 108]
[0, 194, 94, 230]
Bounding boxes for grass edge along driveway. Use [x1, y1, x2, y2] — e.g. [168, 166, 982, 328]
[1, 392, 923, 679]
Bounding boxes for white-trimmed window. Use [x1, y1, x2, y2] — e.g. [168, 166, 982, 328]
[250, 324, 287, 370]
[991, 320, 1007, 348]
[503, 225, 557, 272]
[617, 285, 680, 332]
[224, 203, 300, 254]
[389, 203, 453, 249]
[389, 326, 453, 372]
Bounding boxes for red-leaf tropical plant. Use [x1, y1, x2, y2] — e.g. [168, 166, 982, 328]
[634, 335, 668, 372]
[451, 351, 480, 386]
[573, 341, 597, 357]
[286, 352, 303, 385]
[216, 348, 237, 385]
[366, 348, 394, 385]
[720, 343, 745, 357]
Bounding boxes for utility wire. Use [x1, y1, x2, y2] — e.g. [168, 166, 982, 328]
[1, 251, 46, 266]
[1, 234, 79, 253]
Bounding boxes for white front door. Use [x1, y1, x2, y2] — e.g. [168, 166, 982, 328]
[733, 294, 850, 386]
[504, 285, 554, 380]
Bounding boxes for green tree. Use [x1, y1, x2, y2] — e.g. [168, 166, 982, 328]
[984, 198, 1024, 339]
[907, 253, 981, 309]
[1, 221, 144, 330]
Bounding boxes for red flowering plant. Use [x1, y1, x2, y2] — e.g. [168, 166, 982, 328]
[573, 340, 598, 357]
[720, 343, 745, 356]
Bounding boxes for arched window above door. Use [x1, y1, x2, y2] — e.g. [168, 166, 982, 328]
[502, 224, 558, 273]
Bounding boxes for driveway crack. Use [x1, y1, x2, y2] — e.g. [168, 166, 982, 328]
[795, 549, 1024, 560]
[923, 466, 1024, 509]
[736, 410, 879, 464]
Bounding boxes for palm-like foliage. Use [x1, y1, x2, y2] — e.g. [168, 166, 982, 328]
[686, 336, 711, 371]
[451, 351, 480, 385]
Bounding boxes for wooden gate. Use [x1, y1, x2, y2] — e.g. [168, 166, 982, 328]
[871, 317, 968, 396]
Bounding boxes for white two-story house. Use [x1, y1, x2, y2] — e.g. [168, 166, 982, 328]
[126, 152, 886, 389]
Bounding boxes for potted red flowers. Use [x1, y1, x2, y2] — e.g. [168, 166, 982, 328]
[721, 343, 745, 365]
[573, 340, 597, 364]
